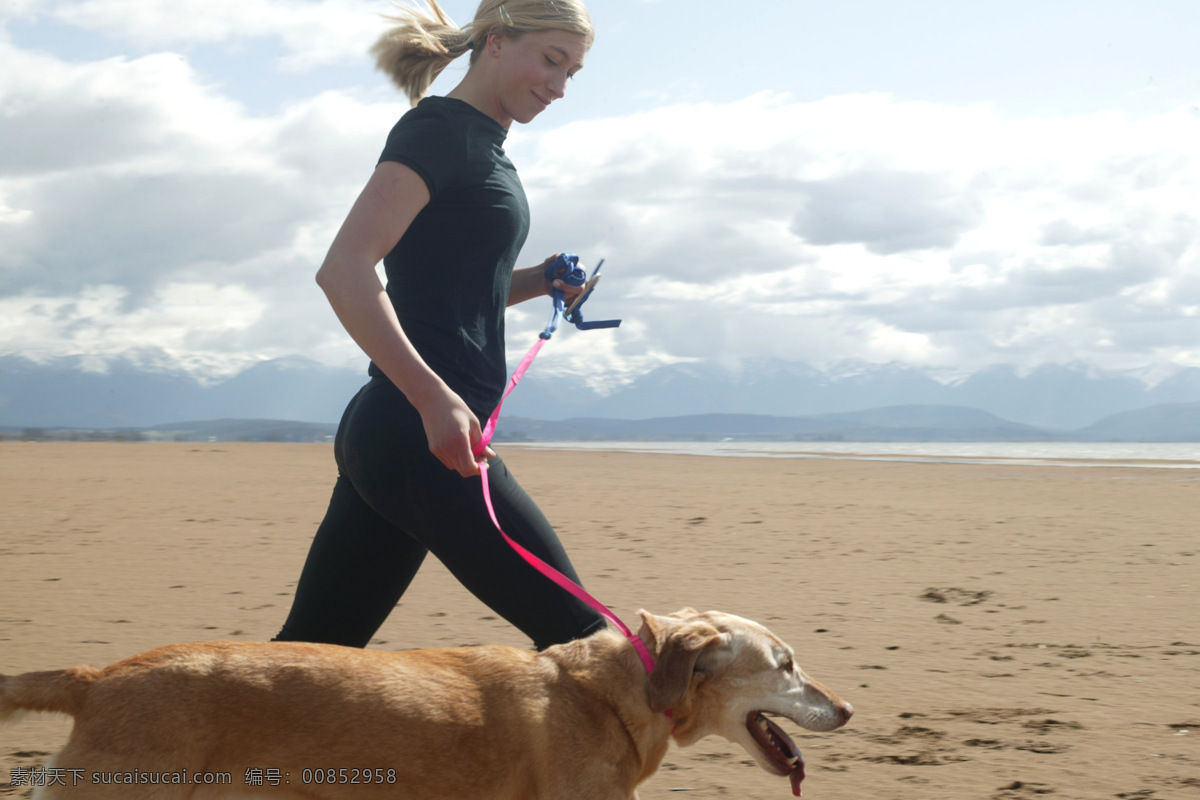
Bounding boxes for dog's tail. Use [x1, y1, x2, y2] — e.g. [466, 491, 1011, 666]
[0, 666, 99, 724]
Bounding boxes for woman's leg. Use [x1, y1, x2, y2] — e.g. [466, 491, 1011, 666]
[370, 453, 606, 650]
[273, 474, 428, 647]
[341, 380, 605, 651]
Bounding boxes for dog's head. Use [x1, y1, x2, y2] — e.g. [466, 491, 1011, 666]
[637, 608, 853, 797]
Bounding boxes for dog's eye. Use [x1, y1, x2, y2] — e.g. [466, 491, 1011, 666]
[780, 656, 795, 673]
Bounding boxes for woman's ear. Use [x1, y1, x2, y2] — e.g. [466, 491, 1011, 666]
[485, 28, 505, 57]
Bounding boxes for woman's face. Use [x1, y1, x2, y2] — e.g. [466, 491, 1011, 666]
[487, 29, 588, 126]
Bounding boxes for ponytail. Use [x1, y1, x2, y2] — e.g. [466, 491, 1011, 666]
[371, 1, 475, 107]
[371, 0, 594, 106]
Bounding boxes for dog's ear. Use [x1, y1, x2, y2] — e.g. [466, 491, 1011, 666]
[638, 611, 724, 714]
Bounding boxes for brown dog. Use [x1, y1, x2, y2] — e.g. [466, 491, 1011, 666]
[1, 609, 852, 799]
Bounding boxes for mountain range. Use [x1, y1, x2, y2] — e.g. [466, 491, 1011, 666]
[8, 403, 1200, 444]
[5, 353, 1200, 440]
[491, 403, 1200, 443]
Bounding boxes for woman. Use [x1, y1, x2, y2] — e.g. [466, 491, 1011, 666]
[273, 0, 604, 651]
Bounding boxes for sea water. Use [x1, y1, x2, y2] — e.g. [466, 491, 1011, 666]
[504, 441, 1200, 469]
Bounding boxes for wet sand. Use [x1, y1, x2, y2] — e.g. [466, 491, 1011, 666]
[1, 442, 1197, 799]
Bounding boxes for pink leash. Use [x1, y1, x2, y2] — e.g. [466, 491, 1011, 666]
[472, 337, 658, 675]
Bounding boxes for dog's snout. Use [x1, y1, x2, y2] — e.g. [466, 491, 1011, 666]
[802, 677, 854, 730]
[828, 694, 853, 728]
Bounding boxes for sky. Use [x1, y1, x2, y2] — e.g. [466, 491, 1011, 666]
[2, 0, 1200, 392]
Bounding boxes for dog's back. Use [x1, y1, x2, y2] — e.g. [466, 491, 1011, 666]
[0, 635, 647, 799]
[4, 641, 536, 798]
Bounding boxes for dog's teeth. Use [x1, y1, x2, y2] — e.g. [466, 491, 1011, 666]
[758, 719, 770, 732]
[786, 755, 800, 766]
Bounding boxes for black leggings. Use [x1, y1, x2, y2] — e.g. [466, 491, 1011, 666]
[273, 376, 605, 650]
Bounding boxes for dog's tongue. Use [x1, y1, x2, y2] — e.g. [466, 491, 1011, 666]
[750, 711, 807, 797]
[789, 755, 806, 797]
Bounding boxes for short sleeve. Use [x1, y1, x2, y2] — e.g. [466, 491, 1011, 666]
[377, 108, 466, 199]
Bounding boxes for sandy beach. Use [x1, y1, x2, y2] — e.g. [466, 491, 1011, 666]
[1, 441, 1197, 799]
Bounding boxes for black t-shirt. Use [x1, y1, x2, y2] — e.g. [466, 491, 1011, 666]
[369, 96, 531, 418]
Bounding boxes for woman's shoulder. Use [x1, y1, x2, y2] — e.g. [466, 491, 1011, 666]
[385, 97, 508, 160]
[389, 97, 465, 143]
[394, 97, 504, 140]
[380, 97, 510, 196]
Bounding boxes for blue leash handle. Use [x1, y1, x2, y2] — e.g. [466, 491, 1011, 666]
[541, 253, 621, 339]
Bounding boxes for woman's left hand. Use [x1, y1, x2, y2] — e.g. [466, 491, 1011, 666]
[506, 254, 589, 308]
[539, 253, 587, 306]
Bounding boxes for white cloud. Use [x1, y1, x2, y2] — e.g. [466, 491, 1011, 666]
[510, 93, 1200, 375]
[3, 17, 1200, 387]
[0, 0, 38, 22]
[41, 0, 381, 69]
[0, 283, 265, 373]
[0, 32, 402, 376]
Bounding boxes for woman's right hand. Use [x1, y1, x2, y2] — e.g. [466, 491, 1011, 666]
[413, 383, 496, 478]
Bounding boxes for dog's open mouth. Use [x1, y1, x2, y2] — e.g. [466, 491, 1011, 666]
[747, 711, 805, 796]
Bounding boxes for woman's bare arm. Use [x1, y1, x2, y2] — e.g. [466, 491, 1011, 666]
[315, 161, 493, 477]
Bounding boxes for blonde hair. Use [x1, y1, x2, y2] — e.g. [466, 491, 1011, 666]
[371, 0, 594, 106]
